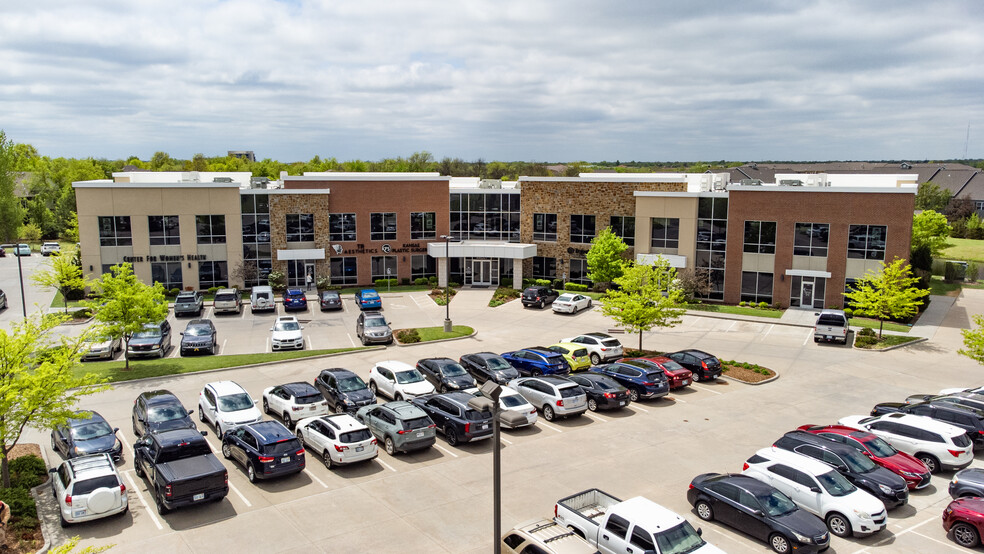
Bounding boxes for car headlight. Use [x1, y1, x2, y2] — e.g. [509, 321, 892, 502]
[901, 471, 920, 478]
[853, 508, 871, 520]
[792, 532, 812, 544]
[114, 439, 122, 450]
[952, 476, 960, 485]
[878, 484, 893, 495]
[74, 446, 81, 455]
[448, 382, 459, 389]
[150, 344, 160, 350]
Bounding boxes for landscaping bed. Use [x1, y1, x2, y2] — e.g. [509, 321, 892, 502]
[0, 445, 46, 554]
[683, 303, 784, 319]
[853, 328, 922, 350]
[429, 287, 458, 306]
[489, 287, 520, 307]
[394, 326, 474, 344]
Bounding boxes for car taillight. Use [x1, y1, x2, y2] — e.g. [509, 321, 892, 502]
[296, 449, 305, 456]
[701, 360, 709, 370]
[65, 494, 72, 506]
[554, 504, 558, 518]
[371, 438, 377, 445]
[258, 456, 275, 463]
[165, 484, 172, 498]
[688, 483, 694, 489]
[292, 406, 303, 411]
[120, 483, 126, 494]
[604, 393, 615, 399]
[334, 444, 349, 452]
[978, 430, 984, 435]
[949, 449, 964, 458]
[429, 424, 437, 428]
[465, 423, 471, 434]
[742, 462, 749, 471]
[397, 430, 406, 434]
[601, 347, 609, 351]
[224, 471, 228, 485]
[530, 408, 537, 414]
[555, 399, 564, 407]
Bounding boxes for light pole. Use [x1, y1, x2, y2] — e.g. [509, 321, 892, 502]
[16, 242, 27, 318]
[440, 234, 452, 332]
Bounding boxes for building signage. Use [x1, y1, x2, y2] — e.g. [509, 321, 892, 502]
[338, 243, 428, 255]
[122, 254, 208, 263]
[567, 247, 589, 256]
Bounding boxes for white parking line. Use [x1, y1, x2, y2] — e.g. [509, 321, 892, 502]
[726, 320, 737, 332]
[763, 324, 774, 338]
[347, 333, 356, 347]
[266, 338, 270, 353]
[118, 433, 131, 451]
[240, 308, 247, 319]
[304, 468, 328, 488]
[376, 458, 397, 472]
[852, 516, 937, 553]
[123, 471, 163, 530]
[538, 421, 563, 433]
[584, 412, 608, 423]
[305, 336, 312, 349]
[669, 396, 686, 403]
[434, 443, 459, 458]
[802, 329, 813, 346]
[691, 383, 722, 395]
[912, 531, 965, 552]
[500, 437, 513, 445]
[228, 482, 252, 507]
[629, 404, 650, 413]
[221, 339, 227, 354]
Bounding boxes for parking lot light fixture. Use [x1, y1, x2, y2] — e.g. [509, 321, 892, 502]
[441, 234, 452, 332]
[469, 380, 504, 554]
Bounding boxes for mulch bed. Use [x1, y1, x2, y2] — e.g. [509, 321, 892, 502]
[722, 364, 775, 383]
[1, 444, 45, 554]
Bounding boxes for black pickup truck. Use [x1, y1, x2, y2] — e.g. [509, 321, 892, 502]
[134, 428, 228, 514]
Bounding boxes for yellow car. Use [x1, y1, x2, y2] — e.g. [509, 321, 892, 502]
[546, 342, 592, 371]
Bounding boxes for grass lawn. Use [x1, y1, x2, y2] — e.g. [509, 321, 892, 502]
[941, 238, 984, 262]
[855, 335, 921, 349]
[415, 325, 474, 342]
[929, 275, 963, 296]
[334, 284, 435, 295]
[684, 303, 784, 319]
[75, 348, 365, 383]
[849, 317, 911, 333]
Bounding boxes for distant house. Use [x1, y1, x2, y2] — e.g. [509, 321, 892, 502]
[228, 150, 256, 163]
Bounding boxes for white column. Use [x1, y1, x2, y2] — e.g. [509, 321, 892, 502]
[512, 258, 523, 290]
[438, 258, 448, 287]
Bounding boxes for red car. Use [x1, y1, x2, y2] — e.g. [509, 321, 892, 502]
[798, 424, 931, 490]
[944, 497, 984, 548]
[626, 357, 693, 389]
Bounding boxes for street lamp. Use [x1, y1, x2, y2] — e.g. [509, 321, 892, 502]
[440, 234, 452, 332]
[15, 241, 27, 318]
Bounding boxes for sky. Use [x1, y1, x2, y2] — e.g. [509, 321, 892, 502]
[1, 0, 982, 163]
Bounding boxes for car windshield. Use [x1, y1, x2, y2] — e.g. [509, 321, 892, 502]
[486, 357, 512, 370]
[817, 470, 856, 496]
[274, 321, 300, 331]
[133, 326, 161, 338]
[185, 325, 212, 337]
[842, 449, 878, 472]
[654, 522, 706, 554]
[557, 294, 575, 301]
[860, 436, 898, 457]
[559, 387, 581, 398]
[601, 339, 621, 347]
[759, 490, 798, 516]
[217, 393, 254, 412]
[295, 393, 323, 405]
[501, 395, 528, 408]
[147, 405, 187, 423]
[337, 376, 367, 392]
[395, 370, 424, 384]
[441, 363, 468, 377]
[365, 318, 387, 328]
[88, 335, 113, 344]
[69, 422, 114, 440]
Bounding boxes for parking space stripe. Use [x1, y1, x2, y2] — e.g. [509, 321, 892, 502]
[852, 515, 937, 553]
[376, 458, 397, 472]
[500, 437, 513, 445]
[538, 421, 563, 433]
[802, 329, 813, 346]
[691, 383, 722, 396]
[629, 404, 650, 413]
[221, 339, 227, 354]
[118, 433, 131, 451]
[305, 336, 312, 349]
[434, 444, 459, 458]
[266, 338, 270, 353]
[584, 412, 608, 423]
[123, 471, 163, 530]
[912, 531, 965, 552]
[347, 333, 356, 347]
[228, 482, 252, 507]
[669, 397, 686, 403]
[304, 468, 328, 488]
[726, 320, 737, 332]
[763, 324, 774, 338]
[240, 308, 247, 319]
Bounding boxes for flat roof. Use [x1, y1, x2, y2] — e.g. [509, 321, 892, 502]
[288, 174, 449, 182]
[73, 181, 241, 189]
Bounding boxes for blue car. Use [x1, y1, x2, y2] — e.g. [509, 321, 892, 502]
[590, 360, 669, 402]
[355, 289, 382, 310]
[283, 288, 308, 311]
[500, 347, 570, 376]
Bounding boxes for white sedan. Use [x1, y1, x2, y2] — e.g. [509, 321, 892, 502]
[294, 413, 378, 469]
[551, 293, 592, 314]
[270, 316, 304, 351]
[262, 382, 330, 429]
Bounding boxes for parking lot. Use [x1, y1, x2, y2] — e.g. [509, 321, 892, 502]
[7, 257, 983, 553]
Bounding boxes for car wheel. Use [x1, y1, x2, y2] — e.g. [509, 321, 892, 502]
[323, 450, 334, 469]
[445, 426, 459, 446]
[159, 347, 166, 358]
[198, 406, 206, 422]
[587, 398, 598, 412]
[283, 412, 292, 429]
[361, 336, 368, 346]
[539, 300, 544, 309]
[826, 512, 852, 538]
[59, 513, 69, 528]
[587, 300, 592, 308]
[262, 399, 270, 414]
[543, 405, 555, 421]
[333, 404, 344, 414]
[215, 424, 223, 440]
[385, 437, 396, 456]
[953, 522, 980, 548]
[917, 453, 940, 474]
[769, 533, 791, 554]
[132, 420, 140, 437]
[247, 463, 257, 483]
[440, 385, 448, 393]
[295, 429, 304, 443]
[695, 500, 713, 521]
[590, 353, 601, 365]
[156, 488, 169, 514]
[221, 443, 231, 459]
[629, 388, 640, 402]
[369, 381, 378, 394]
[394, 393, 403, 401]
[134, 462, 144, 478]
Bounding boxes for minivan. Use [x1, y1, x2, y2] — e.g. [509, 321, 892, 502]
[250, 286, 275, 313]
[213, 288, 242, 314]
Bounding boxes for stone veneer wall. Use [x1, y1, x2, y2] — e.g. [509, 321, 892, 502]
[519, 180, 687, 276]
[269, 193, 331, 278]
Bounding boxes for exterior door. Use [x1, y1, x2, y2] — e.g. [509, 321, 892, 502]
[472, 259, 492, 285]
[304, 263, 315, 289]
[801, 282, 814, 307]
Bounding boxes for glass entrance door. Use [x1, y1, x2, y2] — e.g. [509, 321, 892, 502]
[801, 282, 814, 307]
[472, 259, 492, 286]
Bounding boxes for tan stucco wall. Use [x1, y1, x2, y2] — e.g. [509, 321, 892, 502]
[633, 196, 699, 265]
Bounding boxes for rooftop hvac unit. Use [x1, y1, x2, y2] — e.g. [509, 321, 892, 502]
[779, 179, 803, 186]
[740, 179, 763, 186]
[712, 176, 727, 191]
[179, 171, 201, 182]
[479, 179, 502, 189]
[213, 177, 234, 183]
[699, 174, 712, 191]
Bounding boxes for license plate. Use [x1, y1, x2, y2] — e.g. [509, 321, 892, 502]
[356, 446, 364, 452]
[416, 432, 424, 438]
[480, 424, 488, 430]
[281, 456, 291, 463]
[683, 380, 690, 385]
[73, 510, 86, 517]
[620, 401, 626, 406]
[193, 493, 204, 501]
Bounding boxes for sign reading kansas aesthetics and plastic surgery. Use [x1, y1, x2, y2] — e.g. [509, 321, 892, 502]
[122, 254, 208, 263]
[339, 243, 428, 255]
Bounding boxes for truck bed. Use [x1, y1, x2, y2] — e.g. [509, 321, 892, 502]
[556, 489, 622, 527]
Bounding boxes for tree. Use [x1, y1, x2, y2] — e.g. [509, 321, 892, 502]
[84, 264, 168, 370]
[586, 227, 628, 287]
[31, 247, 88, 312]
[676, 267, 711, 302]
[0, 313, 110, 487]
[0, 130, 27, 243]
[20, 222, 41, 241]
[915, 182, 951, 212]
[843, 258, 929, 339]
[960, 314, 984, 366]
[599, 258, 686, 350]
[946, 195, 975, 223]
[911, 210, 952, 257]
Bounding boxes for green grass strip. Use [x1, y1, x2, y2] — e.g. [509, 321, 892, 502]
[856, 335, 921, 349]
[684, 303, 784, 319]
[415, 326, 474, 342]
[848, 317, 911, 333]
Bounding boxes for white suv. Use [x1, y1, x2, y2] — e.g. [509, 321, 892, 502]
[270, 316, 304, 351]
[369, 361, 436, 401]
[50, 453, 128, 527]
[294, 413, 378, 469]
[560, 333, 623, 365]
[839, 413, 974, 473]
[41, 242, 61, 256]
[743, 446, 887, 538]
[199, 380, 263, 439]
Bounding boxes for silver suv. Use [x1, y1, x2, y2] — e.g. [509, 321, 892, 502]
[174, 291, 204, 317]
[49, 453, 128, 527]
[213, 288, 242, 314]
[508, 376, 588, 421]
[356, 401, 436, 455]
[356, 311, 393, 345]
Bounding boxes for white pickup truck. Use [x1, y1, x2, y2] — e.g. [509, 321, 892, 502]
[813, 309, 849, 344]
[554, 489, 724, 554]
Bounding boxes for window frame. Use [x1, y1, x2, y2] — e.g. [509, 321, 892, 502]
[609, 216, 636, 246]
[148, 215, 180, 246]
[743, 221, 776, 254]
[98, 216, 132, 247]
[569, 214, 597, 244]
[329, 213, 357, 242]
[329, 256, 358, 286]
[285, 213, 315, 242]
[793, 222, 829, 257]
[370, 212, 397, 241]
[532, 213, 558, 242]
[410, 212, 437, 240]
[195, 215, 227, 245]
[848, 224, 887, 260]
[371, 255, 397, 281]
[650, 217, 681, 250]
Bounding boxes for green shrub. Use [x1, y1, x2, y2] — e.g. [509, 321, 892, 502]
[552, 279, 564, 289]
[738, 301, 746, 307]
[855, 334, 878, 347]
[207, 286, 219, 295]
[315, 276, 330, 290]
[414, 277, 429, 285]
[931, 258, 946, 276]
[267, 270, 287, 291]
[9, 455, 47, 489]
[758, 301, 769, 309]
[858, 327, 876, 337]
[563, 282, 589, 292]
[428, 276, 439, 286]
[396, 328, 420, 343]
[968, 261, 980, 282]
[71, 307, 92, 320]
[374, 278, 399, 288]
[533, 279, 551, 287]
[449, 281, 461, 288]
[843, 307, 853, 318]
[0, 486, 36, 518]
[169, 287, 181, 297]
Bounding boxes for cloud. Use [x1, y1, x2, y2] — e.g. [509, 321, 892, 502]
[0, 0, 981, 161]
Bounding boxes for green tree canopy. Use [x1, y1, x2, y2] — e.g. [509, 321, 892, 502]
[843, 258, 929, 339]
[586, 227, 628, 286]
[598, 258, 685, 350]
[960, 314, 984, 366]
[915, 182, 951, 212]
[0, 130, 27, 242]
[84, 264, 169, 370]
[31, 246, 88, 312]
[911, 210, 952, 257]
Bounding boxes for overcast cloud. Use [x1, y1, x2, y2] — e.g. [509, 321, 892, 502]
[0, 0, 982, 162]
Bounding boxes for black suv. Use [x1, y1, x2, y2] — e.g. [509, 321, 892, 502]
[180, 319, 217, 356]
[459, 352, 520, 385]
[521, 286, 559, 309]
[871, 401, 984, 448]
[411, 392, 493, 446]
[416, 358, 477, 393]
[774, 430, 909, 508]
[314, 368, 377, 413]
[220, 420, 305, 482]
[132, 390, 197, 437]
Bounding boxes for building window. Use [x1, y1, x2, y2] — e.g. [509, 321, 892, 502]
[195, 215, 226, 244]
[793, 222, 829, 257]
[151, 262, 183, 290]
[409, 212, 437, 240]
[411, 255, 436, 280]
[976, 201, 984, 212]
[569, 258, 590, 284]
[286, 214, 314, 242]
[450, 192, 520, 242]
[198, 261, 228, 288]
[330, 257, 358, 285]
[101, 264, 114, 275]
[695, 197, 728, 301]
[740, 272, 773, 304]
[98, 216, 132, 246]
[848, 224, 887, 260]
[569, 215, 596, 244]
[329, 213, 357, 242]
[609, 216, 635, 246]
[532, 256, 557, 280]
[743, 221, 776, 254]
[148, 216, 180, 246]
[650, 218, 680, 249]
[370, 213, 397, 241]
[241, 194, 271, 288]
[371, 256, 397, 281]
[532, 213, 558, 242]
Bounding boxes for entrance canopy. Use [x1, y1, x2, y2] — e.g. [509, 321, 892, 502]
[276, 248, 326, 260]
[427, 240, 536, 259]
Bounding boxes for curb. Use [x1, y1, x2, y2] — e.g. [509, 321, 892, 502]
[854, 337, 928, 352]
[394, 330, 478, 347]
[720, 369, 780, 386]
[684, 310, 811, 328]
[32, 442, 54, 554]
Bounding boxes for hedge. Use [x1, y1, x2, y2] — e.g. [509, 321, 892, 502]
[564, 282, 589, 292]
[374, 278, 399, 287]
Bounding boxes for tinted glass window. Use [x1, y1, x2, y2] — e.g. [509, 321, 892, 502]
[759, 489, 797, 516]
[340, 429, 372, 443]
[559, 387, 581, 399]
[403, 416, 432, 430]
[263, 438, 302, 456]
[953, 434, 972, 448]
[72, 475, 120, 495]
[296, 394, 323, 405]
[630, 526, 656, 551]
[503, 534, 524, 549]
[147, 405, 186, 423]
[707, 481, 740, 502]
[817, 471, 856, 496]
[605, 514, 630, 539]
